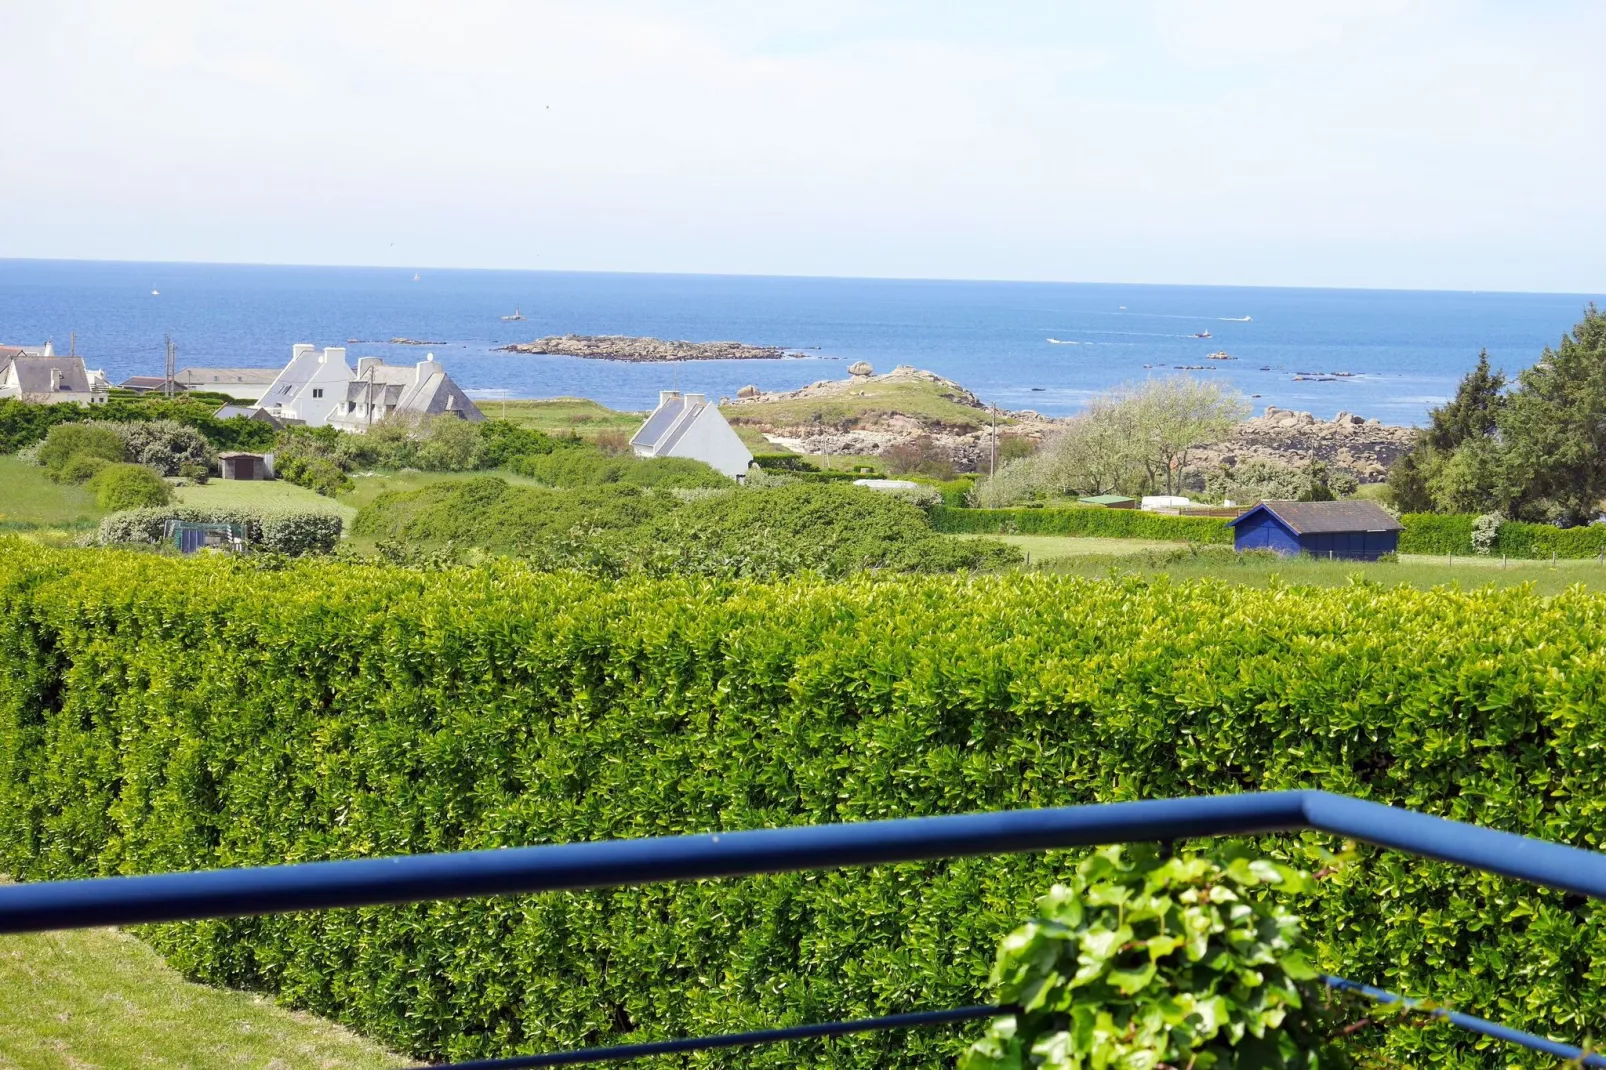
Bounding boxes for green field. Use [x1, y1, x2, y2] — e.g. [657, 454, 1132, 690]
[174, 478, 356, 525]
[726, 376, 1002, 432]
[0, 905, 397, 1070]
[0, 456, 104, 533]
[490, 397, 643, 437]
[957, 533, 1185, 561]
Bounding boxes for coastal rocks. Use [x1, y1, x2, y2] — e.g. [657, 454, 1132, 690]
[1191, 405, 1417, 480]
[736, 384, 761, 398]
[496, 335, 789, 362]
[847, 361, 874, 377]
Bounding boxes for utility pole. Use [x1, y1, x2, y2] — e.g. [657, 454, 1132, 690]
[990, 403, 998, 480]
[164, 335, 176, 397]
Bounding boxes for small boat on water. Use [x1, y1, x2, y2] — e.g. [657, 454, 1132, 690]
[501, 306, 526, 321]
[413, 273, 421, 282]
[150, 287, 160, 296]
[1193, 330, 1212, 339]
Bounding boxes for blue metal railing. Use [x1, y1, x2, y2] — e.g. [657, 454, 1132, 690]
[1, 790, 1601, 1067]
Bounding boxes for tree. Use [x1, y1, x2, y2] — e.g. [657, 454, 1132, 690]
[1128, 376, 1249, 494]
[1498, 305, 1606, 522]
[1386, 450, 1432, 512]
[1425, 349, 1506, 451]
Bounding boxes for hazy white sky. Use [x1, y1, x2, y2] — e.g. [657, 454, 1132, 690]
[3, 1, 1602, 291]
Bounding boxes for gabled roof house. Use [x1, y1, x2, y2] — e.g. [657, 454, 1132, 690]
[255, 344, 355, 426]
[0, 349, 109, 405]
[630, 390, 753, 479]
[326, 355, 484, 433]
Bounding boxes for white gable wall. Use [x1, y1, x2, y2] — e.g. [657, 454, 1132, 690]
[669, 405, 754, 478]
[258, 345, 352, 426]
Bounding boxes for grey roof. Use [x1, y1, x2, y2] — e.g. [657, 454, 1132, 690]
[8, 356, 94, 395]
[338, 359, 484, 424]
[631, 396, 692, 449]
[1232, 499, 1403, 534]
[119, 375, 172, 391]
[214, 404, 281, 425]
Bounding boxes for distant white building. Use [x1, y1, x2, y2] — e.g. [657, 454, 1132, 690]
[0, 343, 109, 405]
[630, 390, 753, 479]
[326, 355, 484, 432]
[252, 345, 482, 431]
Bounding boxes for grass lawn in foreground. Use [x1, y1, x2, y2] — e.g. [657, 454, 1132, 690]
[0, 456, 104, 532]
[0, 913, 398, 1070]
[952, 533, 1186, 561]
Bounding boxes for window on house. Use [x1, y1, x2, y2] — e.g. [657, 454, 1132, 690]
[312, 388, 323, 398]
[282, 385, 293, 395]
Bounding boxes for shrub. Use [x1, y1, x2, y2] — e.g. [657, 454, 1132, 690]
[87, 463, 172, 510]
[880, 435, 956, 480]
[178, 462, 210, 484]
[96, 506, 342, 554]
[119, 419, 212, 475]
[1398, 513, 1606, 558]
[56, 452, 113, 485]
[508, 449, 731, 490]
[964, 847, 1348, 1070]
[932, 505, 1233, 543]
[476, 420, 582, 468]
[277, 454, 353, 497]
[0, 396, 277, 454]
[1471, 512, 1503, 555]
[4, 551, 1606, 1066]
[38, 422, 126, 479]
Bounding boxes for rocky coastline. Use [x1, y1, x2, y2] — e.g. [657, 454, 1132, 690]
[498, 335, 793, 362]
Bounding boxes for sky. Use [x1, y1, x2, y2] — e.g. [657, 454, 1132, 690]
[2, 1, 1603, 292]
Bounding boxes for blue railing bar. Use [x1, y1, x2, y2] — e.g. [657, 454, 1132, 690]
[1323, 976, 1606, 1068]
[408, 1004, 1005, 1070]
[7, 790, 1606, 935]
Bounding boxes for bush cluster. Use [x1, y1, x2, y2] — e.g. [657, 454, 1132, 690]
[932, 505, 1234, 543]
[87, 463, 173, 510]
[2, 547, 1603, 1067]
[98, 506, 343, 554]
[1398, 512, 1606, 557]
[0, 396, 277, 455]
[508, 449, 731, 489]
[352, 478, 1017, 578]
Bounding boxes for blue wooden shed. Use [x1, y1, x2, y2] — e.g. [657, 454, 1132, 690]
[1228, 500, 1402, 560]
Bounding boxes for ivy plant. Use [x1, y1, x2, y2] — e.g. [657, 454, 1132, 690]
[964, 845, 1351, 1070]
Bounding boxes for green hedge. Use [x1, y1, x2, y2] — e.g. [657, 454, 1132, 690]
[931, 505, 1234, 543]
[98, 506, 344, 555]
[3, 544, 1605, 1066]
[1399, 513, 1606, 558]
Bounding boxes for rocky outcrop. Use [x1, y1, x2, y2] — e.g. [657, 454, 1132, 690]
[847, 360, 874, 377]
[497, 335, 791, 362]
[1192, 406, 1418, 481]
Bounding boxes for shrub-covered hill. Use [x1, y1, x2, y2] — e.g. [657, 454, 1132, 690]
[4, 543, 1606, 1066]
[351, 477, 1020, 576]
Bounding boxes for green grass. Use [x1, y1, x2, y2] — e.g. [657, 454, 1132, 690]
[954, 534, 1185, 561]
[337, 468, 552, 514]
[726, 377, 1002, 431]
[1039, 547, 1606, 595]
[490, 398, 643, 438]
[0, 456, 104, 532]
[0, 910, 398, 1070]
[174, 479, 357, 526]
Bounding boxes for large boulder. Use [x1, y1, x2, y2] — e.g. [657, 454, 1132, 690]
[847, 361, 874, 378]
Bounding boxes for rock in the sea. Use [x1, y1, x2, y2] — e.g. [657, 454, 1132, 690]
[847, 361, 874, 377]
[737, 384, 760, 398]
[496, 335, 789, 362]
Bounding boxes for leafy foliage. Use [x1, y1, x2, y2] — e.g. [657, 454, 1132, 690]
[965, 847, 1347, 1070]
[0, 396, 278, 454]
[352, 478, 1016, 577]
[507, 449, 731, 489]
[87, 463, 173, 510]
[3, 549, 1605, 1067]
[98, 506, 343, 554]
[117, 419, 214, 476]
[37, 423, 127, 481]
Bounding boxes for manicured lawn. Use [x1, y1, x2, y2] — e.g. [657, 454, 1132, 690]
[0, 456, 104, 531]
[0, 910, 398, 1070]
[173, 478, 356, 526]
[952, 533, 1186, 561]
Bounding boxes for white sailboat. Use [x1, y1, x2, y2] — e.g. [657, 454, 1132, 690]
[413, 272, 421, 282]
[500, 306, 525, 321]
[150, 286, 160, 296]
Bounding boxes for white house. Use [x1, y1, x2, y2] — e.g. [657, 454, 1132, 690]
[251, 345, 482, 431]
[0, 344, 109, 405]
[255, 344, 355, 426]
[630, 390, 753, 479]
[326, 354, 484, 433]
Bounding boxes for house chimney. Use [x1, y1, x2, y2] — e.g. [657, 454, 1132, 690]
[357, 357, 380, 375]
[416, 353, 437, 384]
[42, 340, 54, 357]
[50, 368, 61, 390]
[685, 393, 706, 404]
[292, 343, 315, 361]
[659, 390, 681, 406]
[324, 347, 348, 369]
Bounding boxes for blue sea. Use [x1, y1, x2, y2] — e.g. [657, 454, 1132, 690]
[2, 259, 1600, 425]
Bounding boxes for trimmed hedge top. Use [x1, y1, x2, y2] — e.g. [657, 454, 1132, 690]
[4, 544, 1606, 1066]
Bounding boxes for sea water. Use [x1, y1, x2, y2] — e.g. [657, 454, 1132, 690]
[2, 259, 1599, 425]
